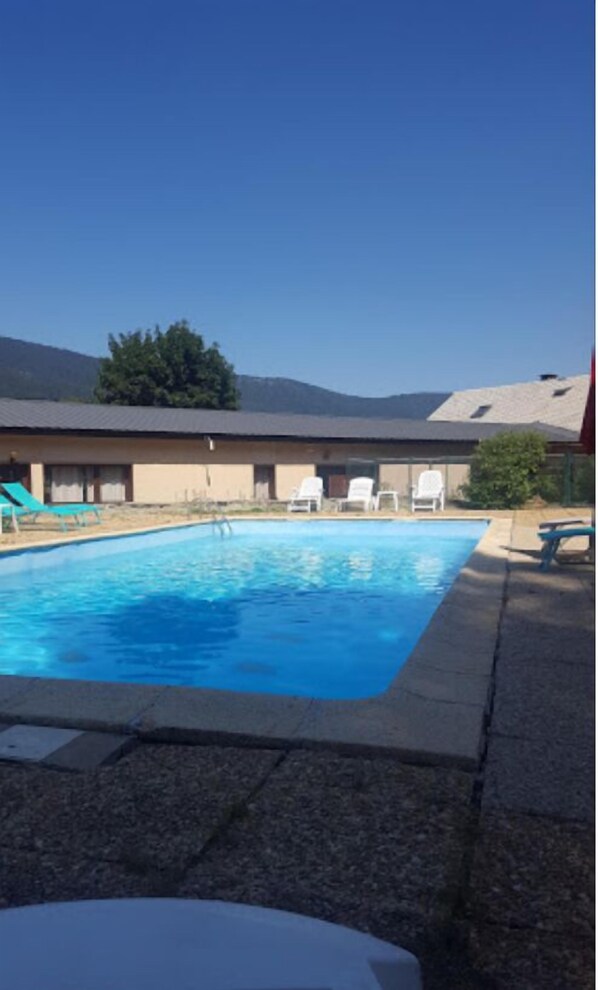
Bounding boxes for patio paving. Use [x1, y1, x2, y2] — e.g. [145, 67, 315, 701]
[178, 752, 473, 940]
[0, 508, 593, 988]
[463, 515, 595, 989]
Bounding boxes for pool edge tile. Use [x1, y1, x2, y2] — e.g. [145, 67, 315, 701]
[292, 694, 487, 769]
[136, 685, 312, 747]
[0, 675, 38, 714]
[0, 679, 164, 734]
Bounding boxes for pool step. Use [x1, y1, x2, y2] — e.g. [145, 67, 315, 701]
[0, 724, 137, 771]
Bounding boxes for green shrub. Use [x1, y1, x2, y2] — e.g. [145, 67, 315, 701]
[537, 469, 562, 505]
[461, 431, 549, 509]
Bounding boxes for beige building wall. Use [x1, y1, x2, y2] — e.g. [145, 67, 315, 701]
[132, 464, 203, 504]
[29, 463, 44, 501]
[444, 463, 470, 497]
[378, 463, 411, 494]
[0, 433, 475, 503]
[201, 464, 255, 502]
[275, 464, 317, 500]
[132, 463, 256, 504]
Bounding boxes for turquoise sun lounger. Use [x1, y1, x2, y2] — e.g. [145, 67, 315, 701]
[0, 494, 31, 531]
[538, 525, 595, 571]
[1, 482, 102, 530]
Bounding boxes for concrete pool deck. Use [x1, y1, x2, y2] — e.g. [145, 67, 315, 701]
[0, 512, 511, 768]
[0, 510, 593, 989]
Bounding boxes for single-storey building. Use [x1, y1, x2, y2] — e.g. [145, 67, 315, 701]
[0, 397, 578, 505]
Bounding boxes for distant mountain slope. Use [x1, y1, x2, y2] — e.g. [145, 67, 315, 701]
[238, 375, 449, 418]
[0, 336, 100, 400]
[0, 335, 451, 417]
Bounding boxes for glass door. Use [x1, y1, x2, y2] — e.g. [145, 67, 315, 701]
[98, 465, 127, 503]
[50, 466, 85, 503]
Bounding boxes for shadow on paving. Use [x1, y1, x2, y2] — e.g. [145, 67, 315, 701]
[458, 524, 595, 990]
[0, 743, 487, 987]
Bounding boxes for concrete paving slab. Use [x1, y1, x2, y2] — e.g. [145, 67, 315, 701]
[500, 579, 595, 631]
[503, 572, 595, 631]
[482, 733, 595, 823]
[0, 724, 82, 763]
[0, 847, 160, 908]
[138, 686, 311, 745]
[48, 731, 138, 770]
[0, 679, 166, 731]
[402, 636, 495, 678]
[0, 744, 280, 872]
[492, 657, 595, 744]
[397, 664, 491, 708]
[423, 601, 502, 656]
[509, 560, 596, 598]
[449, 551, 507, 582]
[0, 763, 45, 830]
[466, 810, 594, 938]
[435, 566, 506, 602]
[0, 676, 35, 708]
[179, 751, 473, 941]
[575, 571, 595, 600]
[296, 692, 486, 768]
[467, 925, 594, 990]
[437, 577, 505, 614]
[497, 620, 595, 669]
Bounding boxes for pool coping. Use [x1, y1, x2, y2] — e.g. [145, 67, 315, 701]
[0, 516, 511, 769]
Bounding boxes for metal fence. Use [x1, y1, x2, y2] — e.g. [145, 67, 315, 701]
[538, 453, 595, 507]
[347, 453, 595, 507]
[346, 456, 471, 502]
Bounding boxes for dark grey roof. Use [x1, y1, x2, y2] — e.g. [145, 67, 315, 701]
[0, 397, 578, 443]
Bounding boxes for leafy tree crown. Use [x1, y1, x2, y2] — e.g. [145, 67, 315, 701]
[94, 321, 239, 410]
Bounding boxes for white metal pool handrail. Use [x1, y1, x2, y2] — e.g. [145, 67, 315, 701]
[211, 511, 233, 536]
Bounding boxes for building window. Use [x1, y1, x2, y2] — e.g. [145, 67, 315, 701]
[44, 465, 132, 504]
[253, 465, 275, 500]
[470, 404, 492, 419]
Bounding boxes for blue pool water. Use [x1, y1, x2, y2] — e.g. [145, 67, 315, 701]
[0, 520, 486, 699]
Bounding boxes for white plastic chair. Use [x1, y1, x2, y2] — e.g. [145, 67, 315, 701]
[411, 470, 445, 512]
[288, 476, 324, 513]
[0, 899, 423, 989]
[336, 477, 375, 512]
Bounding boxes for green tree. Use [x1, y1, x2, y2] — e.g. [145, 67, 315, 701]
[461, 431, 549, 509]
[94, 321, 239, 409]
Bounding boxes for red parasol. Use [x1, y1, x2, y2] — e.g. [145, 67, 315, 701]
[579, 351, 595, 455]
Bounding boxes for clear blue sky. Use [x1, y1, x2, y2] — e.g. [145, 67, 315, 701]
[0, 0, 593, 395]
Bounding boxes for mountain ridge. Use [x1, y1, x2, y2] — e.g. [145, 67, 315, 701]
[0, 335, 450, 418]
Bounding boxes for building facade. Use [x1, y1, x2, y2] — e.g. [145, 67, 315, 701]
[0, 398, 577, 505]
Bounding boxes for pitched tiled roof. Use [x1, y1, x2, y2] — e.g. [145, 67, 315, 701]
[0, 397, 577, 442]
[429, 375, 589, 432]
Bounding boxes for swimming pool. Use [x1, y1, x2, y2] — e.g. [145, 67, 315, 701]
[0, 520, 487, 700]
